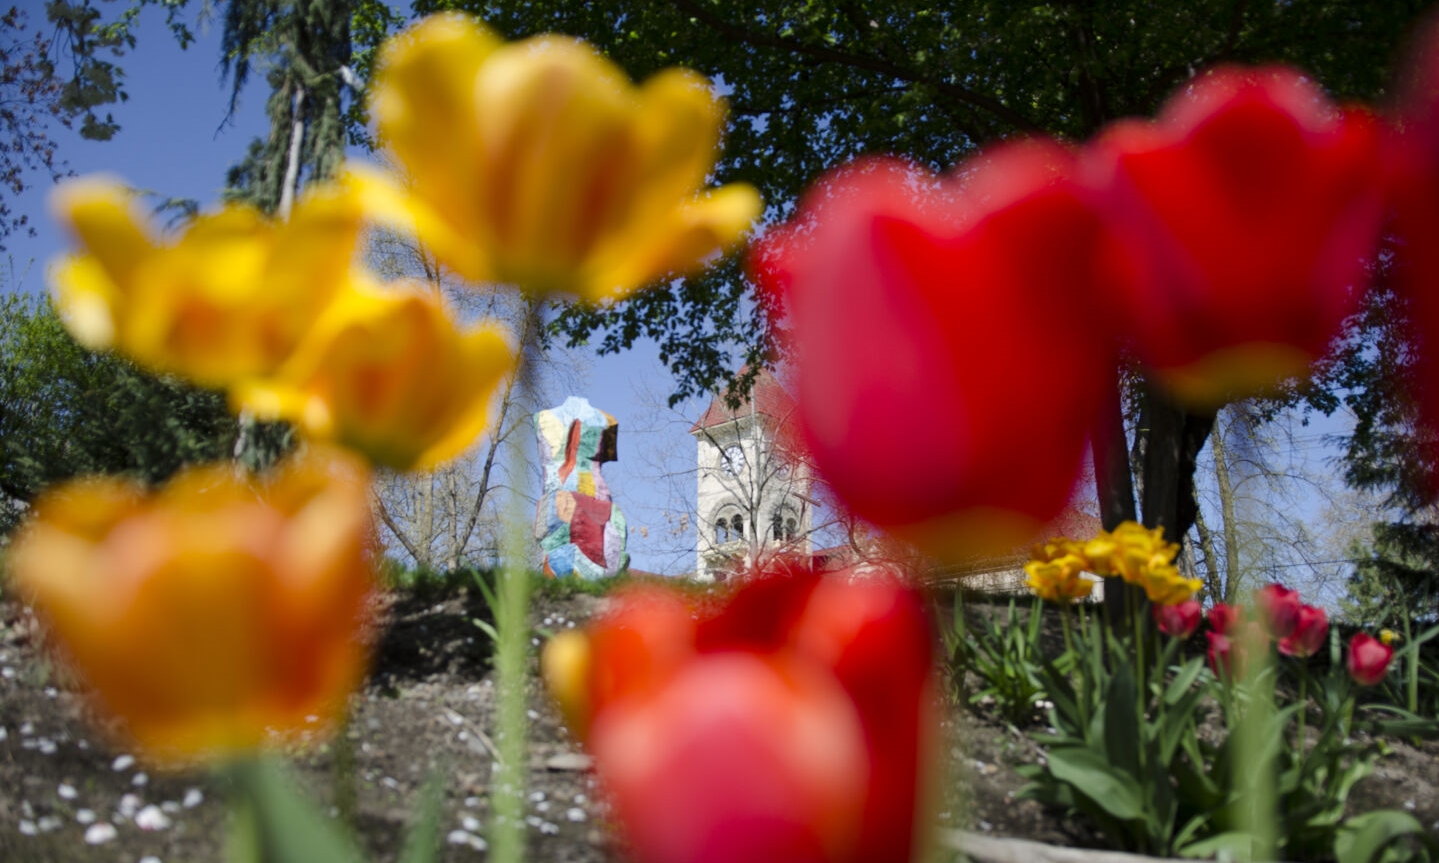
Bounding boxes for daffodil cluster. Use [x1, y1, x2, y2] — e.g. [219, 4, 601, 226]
[1023, 537, 1096, 604]
[1026, 521, 1200, 606]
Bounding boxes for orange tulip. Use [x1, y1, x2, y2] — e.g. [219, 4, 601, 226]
[6, 450, 376, 764]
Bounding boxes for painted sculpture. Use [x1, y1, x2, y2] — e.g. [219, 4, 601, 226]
[534, 397, 628, 579]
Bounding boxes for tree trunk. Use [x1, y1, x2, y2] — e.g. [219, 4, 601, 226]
[1211, 410, 1242, 602]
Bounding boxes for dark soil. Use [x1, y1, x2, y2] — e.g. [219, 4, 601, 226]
[0, 586, 1433, 862]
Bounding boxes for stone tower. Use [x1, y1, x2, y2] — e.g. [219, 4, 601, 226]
[690, 369, 814, 581]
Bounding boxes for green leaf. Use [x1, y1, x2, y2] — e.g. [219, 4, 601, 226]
[1045, 746, 1145, 822]
[1335, 810, 1429, 863]
[230, 757, 365, 863]
[1103, 661, 1141, 781]
[399, 771, 446, 863]
[1180, 830, 1258, 860]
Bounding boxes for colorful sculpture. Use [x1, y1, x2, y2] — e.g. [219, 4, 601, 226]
[534, 397, 628, 579]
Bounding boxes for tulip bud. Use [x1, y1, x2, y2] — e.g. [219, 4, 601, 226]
[1153, 598, 1202, 639]
[1347, 633, 1394, 686]
[1278, 604, 1329, 658]
[1255, 583, 1301, 639]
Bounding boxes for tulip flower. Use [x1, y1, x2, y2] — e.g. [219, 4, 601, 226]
[1255, 583, 1301, 639]
[1153, 597, 1202, 639]
[233, 281, 515, 471]
[749, 145, 1121, 560]
[1347, 633, 1394, 686]
[543, 563, 935, 863]
[1208, 602, 1242, 635]
[1085, 66, 1384, 408]
[5, 449, 376, 763]
[1024, 548, 1096, 605]
[1277, 603, 1329, 658]
[354, 13, 761, 301]
[1083, 521, 1200, 605]
[49, 177, 362, 389]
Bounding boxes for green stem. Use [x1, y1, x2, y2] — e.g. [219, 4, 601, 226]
[489, 304, 542, 863]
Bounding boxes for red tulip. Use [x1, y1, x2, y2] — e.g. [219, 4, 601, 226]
[1206, 631, 1239, 678]
[1255, 583, 1301, 639]
[1347, 633, 1394, 686]
[1153, 598, 1202, 638]
[749, 144, 1121, 559]
[1278, 604, 1329, 658]
[1085, 66, 1384, 408]
[543, 564, 936, 863]
[1208, 602, 1242, 635]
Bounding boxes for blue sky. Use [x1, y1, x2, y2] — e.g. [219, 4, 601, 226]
[3, 2, 707, 574]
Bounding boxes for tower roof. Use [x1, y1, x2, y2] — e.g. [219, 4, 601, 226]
[690, 367, 797, 433]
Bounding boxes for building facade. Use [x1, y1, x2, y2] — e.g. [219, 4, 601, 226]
[691, 369, 816, 581]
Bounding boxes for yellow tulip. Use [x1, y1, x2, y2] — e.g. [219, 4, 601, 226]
[234, 281, 515, 471]
[1083, 521, 1200, 605]
[353, 13, 762, 300]
[6, 449, 376, 764]
[49, 177, 362, 388]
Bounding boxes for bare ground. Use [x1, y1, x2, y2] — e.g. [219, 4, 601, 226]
[0, 586, 1433, 862]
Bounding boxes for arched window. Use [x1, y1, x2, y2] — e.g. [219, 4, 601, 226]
[785, 518, 798, 542]
[716, 520, 729, 544]
[731, 514, 744, 541]
[771, 513, 784, 542]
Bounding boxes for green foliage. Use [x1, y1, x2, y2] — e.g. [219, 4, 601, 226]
[940, 595, 1053, 728]
[0, 293, 235, 532]
[1020, 614, 1438, 861]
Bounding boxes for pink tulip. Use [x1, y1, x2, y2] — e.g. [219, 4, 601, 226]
[1208, 602, 1242, 635]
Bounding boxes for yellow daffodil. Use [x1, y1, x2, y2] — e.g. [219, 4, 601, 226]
[1023, 554, 1096, 604]
[234, 281, 515, 471]
[352, 13, 762, 300]
[49, 177, 362, 389]
[6, 449, 376, 764]
[1082, 521, 1200, 605]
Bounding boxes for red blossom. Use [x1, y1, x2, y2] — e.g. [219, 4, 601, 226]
[1255, 583, 1302, 639]
[1207, 602, 1242, 635]
[1083, 66, 1383, 407]
[1278, 604, 1329, 658]
[1347, 633, 1395, 686]
[748, 145, 1121, 560]
[544, 564, 936, 863]
[1153, 598, 1202, 638]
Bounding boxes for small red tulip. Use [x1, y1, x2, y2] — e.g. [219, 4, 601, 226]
[1255, 583, 1302, 639]
[1278, 604, 1329, 658]
[1347, 633, 1394, 686]
[1153, 598, 1202, 639]
[1206, 631, 1239, 678]
[749, 145, 1121, 559]
[1208, 602, 1242, 635]
[1085, 66, 1384, 407]
[543, 564, 936, 863]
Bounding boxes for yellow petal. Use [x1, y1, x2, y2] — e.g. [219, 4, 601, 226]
[50, 177, 153, 287]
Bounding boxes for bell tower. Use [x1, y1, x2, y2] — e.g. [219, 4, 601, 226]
[690, 368, 813, 580]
